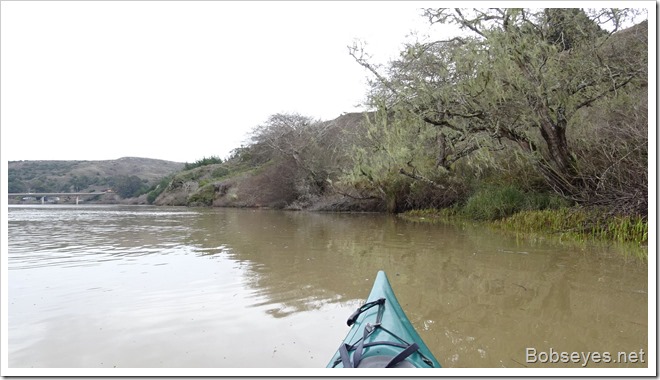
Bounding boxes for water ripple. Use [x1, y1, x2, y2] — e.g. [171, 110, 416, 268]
[8, 205, 198, 270]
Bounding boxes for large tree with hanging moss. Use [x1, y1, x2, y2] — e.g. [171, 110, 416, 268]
[348, 8, 647, 214]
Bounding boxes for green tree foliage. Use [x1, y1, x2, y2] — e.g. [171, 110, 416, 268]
[8, 169, 28, 193]
[111, 175, 149, 198]
[544, 8, 607, 50]
[184, 156, 223, 170]
[338, 108, 456, 212]
[8, 179, 28, 193]
[146, 175, 174, 204]
[350, 7, 647, 215]
[69, 175, 93, 192]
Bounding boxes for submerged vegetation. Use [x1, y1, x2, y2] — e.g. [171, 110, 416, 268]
[496, 208, 648, 245]
[403, 207, 648, 259]
[149, 8, 647, 246]
[403, 205, 647, 246]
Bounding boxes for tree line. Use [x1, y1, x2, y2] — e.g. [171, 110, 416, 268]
[230, 8, 647, 219]
[8, 171, 152, 199]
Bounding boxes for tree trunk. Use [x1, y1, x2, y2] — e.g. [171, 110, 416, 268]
[535, 105, 580, 195]
[539, 122, 573, 173]
[436, 132, 448, 169]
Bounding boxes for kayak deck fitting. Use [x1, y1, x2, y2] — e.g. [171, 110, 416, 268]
[327, 271, 441, 368]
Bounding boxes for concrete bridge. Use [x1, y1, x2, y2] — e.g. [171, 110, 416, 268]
[9, 192, 114, 204]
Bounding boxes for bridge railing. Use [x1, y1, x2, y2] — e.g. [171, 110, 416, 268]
[9, 192, 114, 204]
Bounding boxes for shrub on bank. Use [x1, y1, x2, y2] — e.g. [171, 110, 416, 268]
[147, 175, 174, 204]
[184, 156, 223, 171]
[187, 183, 216, 206]
[460, 185, 568, 221]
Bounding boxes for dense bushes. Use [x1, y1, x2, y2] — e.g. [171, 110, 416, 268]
[460, 185, 569, 221]
[342, 9, 647, 219]
[110, 175, 150, 198]
[187, 183, 216, 206]
[146, 175, 174, 204]
[184, 156, 223, 170]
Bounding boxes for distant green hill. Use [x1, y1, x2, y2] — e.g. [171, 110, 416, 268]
[8, 157, 185, 199]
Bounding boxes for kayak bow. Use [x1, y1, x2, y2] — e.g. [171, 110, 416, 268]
[328, 271, 441, 368]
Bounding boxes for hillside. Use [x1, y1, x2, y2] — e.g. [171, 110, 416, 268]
[8, 157, 184, 201]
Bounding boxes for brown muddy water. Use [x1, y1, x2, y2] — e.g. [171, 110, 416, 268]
[7, 205, 648, 371]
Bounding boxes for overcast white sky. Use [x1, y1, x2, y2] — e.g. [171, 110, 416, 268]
[1, 2, 651, 164]
[1, 1, 463, 163]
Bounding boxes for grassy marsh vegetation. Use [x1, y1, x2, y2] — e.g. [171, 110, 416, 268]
[402, 205, 648, 259]
[495, 209, 648, 245]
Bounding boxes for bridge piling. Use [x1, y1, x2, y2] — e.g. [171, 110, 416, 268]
[9, 192, 111, 205]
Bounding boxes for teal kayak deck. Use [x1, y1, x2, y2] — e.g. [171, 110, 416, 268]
[328, 271, 441, 368]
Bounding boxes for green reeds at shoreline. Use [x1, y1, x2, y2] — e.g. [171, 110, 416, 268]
[493, 208, 648, 245]
[401, 207, 648, 259]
